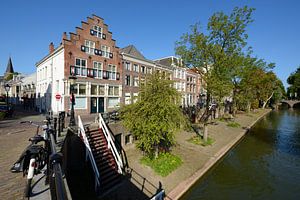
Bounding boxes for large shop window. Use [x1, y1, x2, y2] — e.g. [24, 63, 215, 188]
[107, 64, 116, 80]
[73, 97, 87, 109]
[98, 85, 105, 95]
[93, 61, 103, 78]
[79, 84, 86, 95]
[108, 97, 120, 108]
[85, 40, 95, 55]
[108, 86, 119, 96]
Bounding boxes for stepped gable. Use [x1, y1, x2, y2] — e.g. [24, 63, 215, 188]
[121, 45, 146, 60]
[62, 14, 122, 79]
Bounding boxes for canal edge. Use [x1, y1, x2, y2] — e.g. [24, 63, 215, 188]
[167, 109, 272, 200]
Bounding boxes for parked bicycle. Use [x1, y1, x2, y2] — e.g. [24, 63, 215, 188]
[11, 116, 70, 200]
[10, 120, 49, 198]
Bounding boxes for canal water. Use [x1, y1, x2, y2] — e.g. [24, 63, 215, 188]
[181, 109, 300, 200]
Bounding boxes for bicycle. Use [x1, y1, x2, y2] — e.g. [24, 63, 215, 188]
[10, 120, 49, 198]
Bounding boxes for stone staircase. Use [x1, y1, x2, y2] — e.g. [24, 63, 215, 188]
[86, 128, 122, 194]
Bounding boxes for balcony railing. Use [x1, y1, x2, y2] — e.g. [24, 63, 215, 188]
[70, 66, 120, 80]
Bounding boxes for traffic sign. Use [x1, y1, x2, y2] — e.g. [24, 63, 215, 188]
[55, 94, 61, 100]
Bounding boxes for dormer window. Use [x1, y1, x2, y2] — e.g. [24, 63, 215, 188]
[85, 40, 95, 55]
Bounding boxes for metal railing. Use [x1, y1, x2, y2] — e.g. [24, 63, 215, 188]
[98, 113, 124, 174]
[78, 116, 101, 191]
[48, 128, 71, 200]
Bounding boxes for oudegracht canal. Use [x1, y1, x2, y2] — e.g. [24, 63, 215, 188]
[181, 107, 300, 200]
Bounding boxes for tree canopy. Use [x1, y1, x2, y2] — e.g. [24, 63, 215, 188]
[287, 66, 300, 99]
[121, 73, 188, 157]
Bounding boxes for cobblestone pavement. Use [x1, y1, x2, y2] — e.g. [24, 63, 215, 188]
[0, 108, 45, 200]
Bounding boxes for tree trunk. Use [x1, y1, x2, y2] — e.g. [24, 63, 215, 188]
[203, 123, 208, 142]
[262, 92, 274, 109]
[246, 101, 251, 113]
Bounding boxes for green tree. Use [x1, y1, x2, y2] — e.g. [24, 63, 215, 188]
[287, 66, 300, 99]
[121, 73, 188, 158]
[176, 6, 255, 140]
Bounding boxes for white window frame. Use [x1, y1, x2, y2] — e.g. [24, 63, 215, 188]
[101, 45, 111, 58]
[133, 64, 139, 72]
[75, 58, 87, 77]
[85, 40, 95, 55]
[93, 25, 103, 38]
[107, 64, 116, 80]
[93, 61, 103, 79]
[125, 62, 131, 71]
[108, 85, 119, 96]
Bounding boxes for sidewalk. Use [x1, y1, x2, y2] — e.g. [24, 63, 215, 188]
[123, 109, 271, 199]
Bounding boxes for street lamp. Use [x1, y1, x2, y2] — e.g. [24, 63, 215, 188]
[4, 83, 11, 106]
[69, 75, 77, 127]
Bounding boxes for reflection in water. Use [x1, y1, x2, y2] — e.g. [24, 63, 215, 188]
[182, 109, 300, 200]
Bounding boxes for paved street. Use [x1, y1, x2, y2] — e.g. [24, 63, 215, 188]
[0, 108, 45, 199]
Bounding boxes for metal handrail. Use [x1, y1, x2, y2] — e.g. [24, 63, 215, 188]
[78, 116, 101, 190]
[98, 113, 123, 174]
[48, 129, 70, 200]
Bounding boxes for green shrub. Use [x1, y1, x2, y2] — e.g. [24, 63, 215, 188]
[0, 112, 6, 120]
[140, 153, 182, 177]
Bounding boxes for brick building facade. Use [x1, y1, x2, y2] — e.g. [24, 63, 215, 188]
[36, 15, 203, 115]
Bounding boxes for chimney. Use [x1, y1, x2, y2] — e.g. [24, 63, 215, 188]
[49, 42, 54, 54]
[62, 32, 67, 40]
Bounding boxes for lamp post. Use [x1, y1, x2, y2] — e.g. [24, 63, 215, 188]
[69, 75, 77, 127]
[4, 83, 11, 107]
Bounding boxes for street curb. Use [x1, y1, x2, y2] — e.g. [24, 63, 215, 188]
[167, 109, 272, 200]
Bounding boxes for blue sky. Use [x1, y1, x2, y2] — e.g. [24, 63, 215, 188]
[0, 0, 299, 88]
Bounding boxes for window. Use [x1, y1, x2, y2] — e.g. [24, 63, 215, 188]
[140, 78, 145, 86]
[134, 76, 139, 87]
[125, 62, 131, 71]
[93, 61, 103, 78]
[73, 97, 86, 109]
[101, 45, 110, 58]
[141, 66, 146, 74]
[85, 40, 95, 54]
[79, 84, 86, 95]
[108, 86, 119, 96]
[75, 58, 87, 76]
[133, 64, 139, 72]
[108, 97, 120, 108]
[125, 75, 131, 86]
[125, 93, 131, 105]
[133, 93, 138, 103]
[91, 85, 97, 95]
[147, 67, 152, 74]
[107, 64, 116, 80]
[98, 85, 105, 95]
[93, 25, 102, 38]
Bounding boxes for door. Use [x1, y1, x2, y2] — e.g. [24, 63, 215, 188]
[98, 97, 104, 113]
[90, 97, 97, 113]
